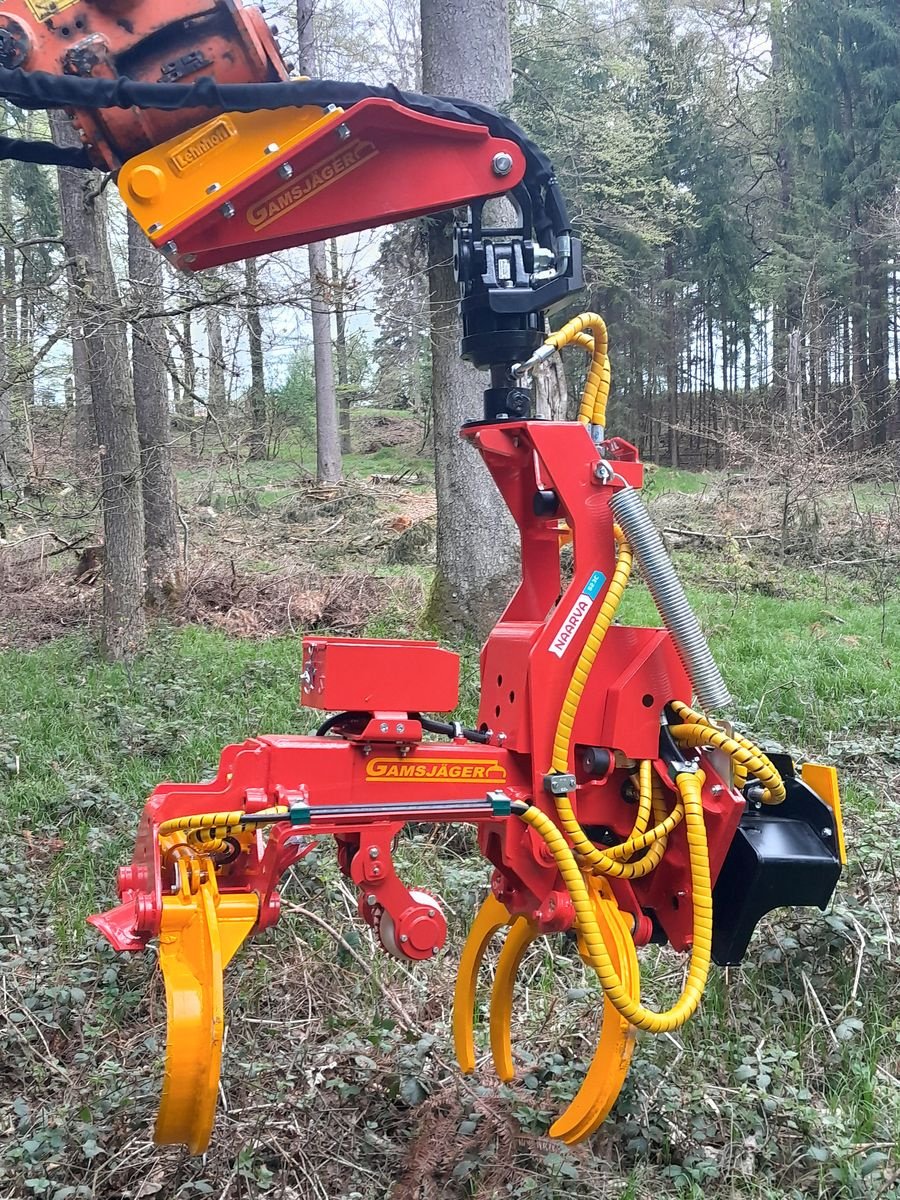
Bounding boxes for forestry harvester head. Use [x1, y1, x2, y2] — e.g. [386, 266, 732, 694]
[0, 0, 845, 1156]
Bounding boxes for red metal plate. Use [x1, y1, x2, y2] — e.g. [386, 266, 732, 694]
[153, 98, 526, 270]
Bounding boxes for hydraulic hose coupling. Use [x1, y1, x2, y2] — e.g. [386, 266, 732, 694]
[608, 486, 733, 713]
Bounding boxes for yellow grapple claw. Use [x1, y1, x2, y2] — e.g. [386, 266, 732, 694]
[452, 893, 513, 1074]
[154, 871, 258, 1154]
[549, 882, 639, 1145]
[489, 916, 541, 1082]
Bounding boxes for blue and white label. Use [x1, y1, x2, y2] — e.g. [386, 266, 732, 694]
[550, 570, 607, 657]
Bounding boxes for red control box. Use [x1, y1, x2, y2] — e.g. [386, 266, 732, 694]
[301, 637, 460, 713]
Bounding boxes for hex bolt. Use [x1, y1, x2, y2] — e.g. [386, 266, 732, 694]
[822, 827, 833, 838]
[379, 722, 389, 733]
[399, 934, 409, 943]
[163, 240, 177, 255]
[711, 784, 724, 796]
[264, 142, 279, 155]
[492, 151, 514, 176]
[427, 908, 435, 918]
[205, 182, 221, 194]
[148, 222, 162, 234]
[368, 846, 380, 859]
[220, 202, 235, 219]
[396, 723, 405, 733]
[337, 123, 351, 140]
[278, 162, 294, 180]
[366, 893, 377, 906]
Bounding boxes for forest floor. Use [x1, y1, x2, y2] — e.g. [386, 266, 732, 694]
[1, 416, 899, 1200]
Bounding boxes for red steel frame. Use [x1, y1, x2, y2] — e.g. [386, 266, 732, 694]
[90, 420, 745, 961]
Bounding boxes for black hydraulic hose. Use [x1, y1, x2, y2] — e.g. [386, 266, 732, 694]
[413, 713, 493, 745]
[0, 68, 570, 242]
[315, 710, 493, 745]
[315, 711, 367, 737]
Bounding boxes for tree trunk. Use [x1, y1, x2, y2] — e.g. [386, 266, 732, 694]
[127, 214, 183, 605]
[309, 239, 342, 482]
[664, 249, 678, 467]
[330, 238, 352, 453]
[296, 0, 342, 482]
[245, 257, 268, 460]
[420, 0, 518, 635]
[206, 303, 227, 418]
[53, 112, 146, 660]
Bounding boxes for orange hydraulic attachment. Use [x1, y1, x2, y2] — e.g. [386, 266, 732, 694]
[119, 96, 526, 271]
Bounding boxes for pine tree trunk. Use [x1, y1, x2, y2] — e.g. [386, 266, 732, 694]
[245, 257, 268, 460]
[127, 215, 183, 605]
[420, 0, 519, 635]
[52, 111, 146, 660]
[867, 264, 889, 445]
[329, 238, 352, 454]
[296, 0, 342, 482]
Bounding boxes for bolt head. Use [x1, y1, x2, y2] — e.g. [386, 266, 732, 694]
[399, 934, 409, 943]
[205, 182, 221, 194]
[368, 846, 380, 859]
[337, 123, 351, 140]
[711, 784, 724, 796]
[379, 722, 389, 733]
[396, 723, 405, 733]
[220, 202, 235, 219]
[163, 240, 177, 255]
[264, 142, 279, 155]
[492, 151, 514, 177]
[278, 162, 294, 180]
[366, 894, 377, 906]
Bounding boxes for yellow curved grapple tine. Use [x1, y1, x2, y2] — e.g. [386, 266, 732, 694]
[452, 892, 513, 1074]
[489, 916, 541, 1082]
[549, 884, 640, 1145]
[154, 878, 258, 1154]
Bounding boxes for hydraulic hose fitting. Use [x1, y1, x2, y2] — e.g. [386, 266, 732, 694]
[608, 487, 732, 712]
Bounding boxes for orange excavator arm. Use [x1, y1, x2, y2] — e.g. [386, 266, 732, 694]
[0, 0, 583, 416]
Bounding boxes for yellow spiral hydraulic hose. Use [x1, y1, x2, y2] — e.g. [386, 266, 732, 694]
[668, 700, 783, 802]
[538, 313, 610, 428]
[551, 525, 632, 777]
[547, 525, 680, 880]
[571, 330, 611, 428]
[517, 768, 712, 1033]
[603, 771, 682, 864]
[158, 807, 289, 854]
[667, 708, 784, 804]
